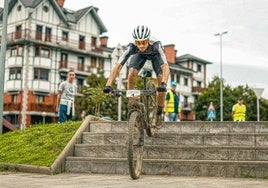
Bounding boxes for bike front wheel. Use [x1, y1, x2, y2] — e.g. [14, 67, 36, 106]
[145, 80, 157, 137]
[127, 111, 144, 179]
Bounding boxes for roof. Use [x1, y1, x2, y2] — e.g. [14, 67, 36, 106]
[0, 0, 107, 34]
[177, 54, 213, 64]
[168, 63, 194, 74]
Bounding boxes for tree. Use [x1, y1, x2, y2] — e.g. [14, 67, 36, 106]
[74, 70, 128, 121]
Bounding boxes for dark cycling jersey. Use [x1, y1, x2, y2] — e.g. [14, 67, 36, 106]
[118, 39, 168, 76]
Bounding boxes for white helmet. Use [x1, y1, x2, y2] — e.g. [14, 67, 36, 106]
[132, 25, 151, 41]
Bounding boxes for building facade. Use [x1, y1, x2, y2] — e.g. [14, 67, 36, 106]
[1, 0, 109, 128]
[1, 0, 213, 129]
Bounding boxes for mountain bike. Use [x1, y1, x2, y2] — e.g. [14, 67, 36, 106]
[112, 70, 159, 179]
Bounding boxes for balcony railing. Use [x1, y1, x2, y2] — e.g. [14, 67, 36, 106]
[30, 103, 54, 112]
[181, 102, 194, 111]
[4, 103, 21, 111]
[4, 29, 103, 54]
[192, 86, 204, 93]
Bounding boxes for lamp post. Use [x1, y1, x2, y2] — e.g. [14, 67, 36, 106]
[215, 31, 228, 122]
[42, 112, 47, 124]
[252, 88, 264, 121]
[0, 0, 9, 134]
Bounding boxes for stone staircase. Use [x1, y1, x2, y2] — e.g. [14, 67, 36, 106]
[65, 121, 268, 178]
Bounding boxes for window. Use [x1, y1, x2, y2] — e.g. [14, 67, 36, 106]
[62, 31, 68, 41]
[77, 78, 84, 92]
[171, 74, 175, 82]
[60, 53, 68, 68]
[79, 35, 85, 50]
[90, 57, 97, 68]
[91, 36, 97, 49]
[15, 25, 22, 39]
[197, 81, 202, 87]
[99, 59, 104, 70]
[197, 64, 202, 72]
[35, 46, 50, 58]
[43, 5, 49, 12]
[45, 27, 51, 42]
[78, 57, 85, 71]
[11, 94, 18, 103]
[184, 77, 188, 86]
[36, 25, 43, 40]
[34, 68, 49, 80]
[36, 95, 44, 103]
[60, 75, 66, 82]
[176, 74, 180, 84]
[9, 68, 21, 80]
[10, 45, 23, 56]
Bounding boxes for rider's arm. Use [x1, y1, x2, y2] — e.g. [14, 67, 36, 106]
[105, 63, 123, 86]
[157, 42, 170, 84]
[105, 44, 134, 86]
[161, 63, 170, 84]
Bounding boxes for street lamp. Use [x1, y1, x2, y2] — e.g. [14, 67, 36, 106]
[215, 31, 228, 122]
[0, 0, 9, 134]
[252, 88, 264, 121]
[42, 112, 47, 124]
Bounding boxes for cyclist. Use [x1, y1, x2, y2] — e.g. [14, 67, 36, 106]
[103, 25, 170, 126]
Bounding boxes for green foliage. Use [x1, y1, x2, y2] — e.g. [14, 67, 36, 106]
[0, 121, 81, 167]
[194, 76, 268, 121]
[75, 71, 129, 121]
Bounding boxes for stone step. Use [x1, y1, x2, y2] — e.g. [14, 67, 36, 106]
[65, 121, 268, 178]
[89, 121, 268, 134]
[74, 144, 268, 161]
[65, 157, 268, 178]
[82, 132, 268, 146]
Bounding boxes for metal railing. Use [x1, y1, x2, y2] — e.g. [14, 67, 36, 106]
[4, 29, 103, 54]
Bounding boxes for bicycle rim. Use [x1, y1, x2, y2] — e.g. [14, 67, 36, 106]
[146, 80, 157, 137]
[127, 111, 143, 179]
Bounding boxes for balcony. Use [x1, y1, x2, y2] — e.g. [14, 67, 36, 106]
[192, 86, 204, 94]
[4, 29, 104, 55]
[30, 103, 54, 112]
[4, 103, 21, 111]
[181, 102, 194, 111]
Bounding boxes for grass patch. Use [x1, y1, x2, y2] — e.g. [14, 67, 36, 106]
[0, 121, 81, 167]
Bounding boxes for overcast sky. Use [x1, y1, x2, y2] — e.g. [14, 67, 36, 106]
[1, 0, 268, 98]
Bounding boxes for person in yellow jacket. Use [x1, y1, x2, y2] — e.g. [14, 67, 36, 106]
[232, 97, 246, 121]
[164, 81, 180, 121]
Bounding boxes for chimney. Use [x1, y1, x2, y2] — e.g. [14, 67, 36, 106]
[100, 36, 109, 47]
[163, 44, 177, 64]
[56, 0, 65, 7]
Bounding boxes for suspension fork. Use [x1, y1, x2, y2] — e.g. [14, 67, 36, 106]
[128, 109, 145, 145]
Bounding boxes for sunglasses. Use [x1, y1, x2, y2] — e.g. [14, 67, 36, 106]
[135, 40, 149, 46]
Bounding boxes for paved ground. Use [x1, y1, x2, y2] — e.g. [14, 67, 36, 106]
[0, 172, 268, 188]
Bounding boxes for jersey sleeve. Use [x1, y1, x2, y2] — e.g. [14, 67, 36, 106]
[155, 41, 168, 64]
[118, 43, 136, 66]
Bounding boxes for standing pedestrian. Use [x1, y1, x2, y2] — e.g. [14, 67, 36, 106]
[232, 97, 246, 121]
[56, 70, 77, 123]
[164, 81, 180, 121]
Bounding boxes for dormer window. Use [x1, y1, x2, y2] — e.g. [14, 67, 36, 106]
[17, 5, 22, 11]
[43, 5, 49, 12]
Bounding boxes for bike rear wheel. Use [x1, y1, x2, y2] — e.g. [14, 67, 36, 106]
[127, 111, 144, 179]
[145, 80, 157, 137]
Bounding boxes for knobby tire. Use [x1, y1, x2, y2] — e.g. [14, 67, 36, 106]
[127, 111, 143, 179]
[145, 80, 157, 137]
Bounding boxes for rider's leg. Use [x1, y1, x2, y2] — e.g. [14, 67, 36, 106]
[156, 75, 166, 110]
[127, 68, 139, 89]
[128, 68, 139, 107]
